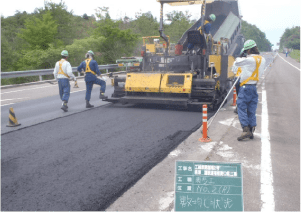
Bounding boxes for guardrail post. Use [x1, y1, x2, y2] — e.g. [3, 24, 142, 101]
[106, 64, 109, 73]
[39, 75, 43, 81]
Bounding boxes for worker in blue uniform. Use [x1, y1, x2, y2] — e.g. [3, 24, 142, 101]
[232, 40, 266, 141]
[187, 14, 216, 53]
[77, 50, 107, 108]
[53, 50, 77, 112]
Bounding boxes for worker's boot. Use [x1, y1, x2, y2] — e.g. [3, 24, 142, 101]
[234, 107, 238, 114]
[249, 126, 256, 139]
[61, 101, 68, 112]
[86, 100, 94, 108]
[237, 127, 252, 141]
[99, 92, 108, 100]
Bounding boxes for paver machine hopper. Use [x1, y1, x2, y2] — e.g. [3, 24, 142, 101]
[105, 0, 245, 110]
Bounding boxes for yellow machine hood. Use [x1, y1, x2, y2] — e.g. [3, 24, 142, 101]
[156, 0, 215, 6]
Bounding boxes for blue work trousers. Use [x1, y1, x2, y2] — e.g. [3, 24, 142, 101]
[85, 73, 106, 101]
[237, 84, 258, 128]
[58, 78, 70, 102]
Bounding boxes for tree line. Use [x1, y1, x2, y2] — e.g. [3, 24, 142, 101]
[279, 26, 300, 50]
[1, 0, 273, 85]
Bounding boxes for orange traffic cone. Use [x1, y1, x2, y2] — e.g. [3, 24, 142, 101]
[199, 105, 212, 142]
[6, 107, 21, 127]
[231, 87, 237, 106]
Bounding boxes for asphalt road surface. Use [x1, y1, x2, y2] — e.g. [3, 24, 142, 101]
[264, 53, 300, 210]
[2, 52, 298, 211]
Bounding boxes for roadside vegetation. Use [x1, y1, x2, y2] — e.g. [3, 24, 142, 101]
[289, 50, 300, 62]
[278, 26, 300, 62]
[280, 26, 300, 50]
[1, 0, 273, 85]
[241, 21, 273, 52]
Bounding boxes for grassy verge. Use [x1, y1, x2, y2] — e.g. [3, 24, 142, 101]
[289, 50, 300, 62]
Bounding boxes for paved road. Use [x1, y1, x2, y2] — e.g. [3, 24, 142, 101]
[265, 53, 300, 210]
[106, 52, 300, 211]
[1, 78, 113, 134]
[3, 52, 295, 211]
[1, 104, 209, 210]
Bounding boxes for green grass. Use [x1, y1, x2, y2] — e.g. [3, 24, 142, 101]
[289, 50, 300, 62]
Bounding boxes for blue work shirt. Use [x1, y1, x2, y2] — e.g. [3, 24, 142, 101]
[203, 23, 211, 34]
[196, 21, 211, 34]
[77, 59, 101, 76]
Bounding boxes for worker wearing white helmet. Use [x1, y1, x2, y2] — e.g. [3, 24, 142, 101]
[77, 50, 107, 108]
[232, 40, 266, 141]
[53, 50, 77, 112]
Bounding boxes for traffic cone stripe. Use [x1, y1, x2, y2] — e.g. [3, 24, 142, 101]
[199, 104, 212, 142]
[7, 107, 21, 127]
[9, 114, 17, 123]
[232, 87, 237, 106]
[74, 81, 79, 88]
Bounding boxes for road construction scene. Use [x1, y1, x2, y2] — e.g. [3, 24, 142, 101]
[1, 0, 300, 211]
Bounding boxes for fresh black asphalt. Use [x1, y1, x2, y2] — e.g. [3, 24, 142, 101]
[1, 53, 276, 210]
[2, 103, 211, 210]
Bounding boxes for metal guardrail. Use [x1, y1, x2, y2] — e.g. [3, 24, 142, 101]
[1, 64, 123, 80]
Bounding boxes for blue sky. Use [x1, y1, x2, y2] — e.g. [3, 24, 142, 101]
[1, 0, 300, 48]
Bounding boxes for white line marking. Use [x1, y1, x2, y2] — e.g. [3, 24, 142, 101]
[1, 103, 15, 107]
[1, 79, 85, 94]
[70, 89, 86, 94]
[260, 81, 275, 211]
[1, 98, 28, 102]
[278, 54, 300, 71]
[1, 85, 56, 94]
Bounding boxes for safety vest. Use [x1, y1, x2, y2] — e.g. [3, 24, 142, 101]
[235, 67, 242, 77]
[197, 20, 210, 35]
[240, 55, 262, 86]
[58, 59, 69, 78]
[85, 59, 96, 75]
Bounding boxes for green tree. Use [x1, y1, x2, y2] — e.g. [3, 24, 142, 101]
[130, 11, 160, 36]
[280, 26, 300, 50]
[83, 13, 89, 20]
[93, 9, 139, 64]
[165, 10, 193, 43]
[17, 11, 58, 50]
[241, 21, 272, 52]
[34, 0, 74, 45]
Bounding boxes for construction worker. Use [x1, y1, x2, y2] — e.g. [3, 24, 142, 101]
[53, 50, 77, 112]
[232, 40, 266, 141]
[187, 14, 216, 53]
[77, 50, 107, 108]
[233, 48, 247, 114]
